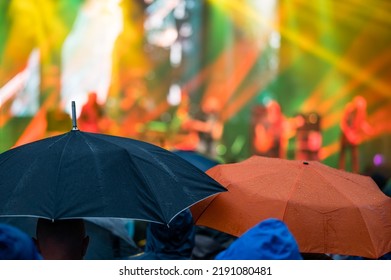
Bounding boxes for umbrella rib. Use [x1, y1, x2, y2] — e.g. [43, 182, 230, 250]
[310, 166, 380, 258]
[311, 167, 363, 206]
[281, 163, 303, 222]
[0, 133, 70, 217]
[191, 186, 223, 223]
[0, 147, 23, 166]
[125, 150, 169, 224]
[122, 147, 224, 225]
[52, 133, 75, 219]
[78, 132, 109, 217]
[1, 157, 43, 213]
[87, 133, 170, 224]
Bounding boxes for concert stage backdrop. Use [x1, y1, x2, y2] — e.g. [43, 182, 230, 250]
[1, 0, 390, 174]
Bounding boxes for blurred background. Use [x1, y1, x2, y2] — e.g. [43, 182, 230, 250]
[1, 0, 390, 175]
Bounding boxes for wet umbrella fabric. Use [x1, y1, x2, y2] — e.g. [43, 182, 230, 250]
[170, 149, 235, 259]
[191, 155, 391, 259]
[0, 130, 226, 224]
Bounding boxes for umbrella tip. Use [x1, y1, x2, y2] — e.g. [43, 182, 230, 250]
[71, 101, 79, 131]
[303, 161, 309, 165]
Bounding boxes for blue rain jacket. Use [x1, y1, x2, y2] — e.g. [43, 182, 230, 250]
[215, 218, 302, 260]
[0, 223, 42, 260]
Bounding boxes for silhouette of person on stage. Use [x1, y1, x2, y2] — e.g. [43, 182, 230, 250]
[251, 100, 304, 159]
[338, 95, 373, 173]
[78, 92, 104, 133]
[181, 97, 223, 158]
[251, 100, 285, 158]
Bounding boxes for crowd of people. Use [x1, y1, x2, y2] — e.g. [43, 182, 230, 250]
[0, 214, 305, 260]
[1, 209, 390, 260]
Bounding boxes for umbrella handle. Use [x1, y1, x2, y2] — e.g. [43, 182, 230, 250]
[71, 101, 79, 131]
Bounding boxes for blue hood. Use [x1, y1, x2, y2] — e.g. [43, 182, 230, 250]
[215, 218, 302, 260]
[0, 223, 42, 260]
[131, 209, 195, 260]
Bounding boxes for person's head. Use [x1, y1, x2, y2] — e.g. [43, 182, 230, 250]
[266, 100, 282, 122]
[35, 218, 89, 260]
[0, 223, 42, 260]
[353, 95, 367, 110]
[215, 218, 302, 260]
[132, 209, 195, 260]
[87, 92, 98, 103]
[202, 96, 221, 114]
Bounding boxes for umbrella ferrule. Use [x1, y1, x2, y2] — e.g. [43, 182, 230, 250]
[71, 101, 79, 131]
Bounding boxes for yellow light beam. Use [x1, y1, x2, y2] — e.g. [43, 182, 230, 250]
[202, 40, 262, 111]
[305, 46, 391, 132]
[209, 0, 391, 99]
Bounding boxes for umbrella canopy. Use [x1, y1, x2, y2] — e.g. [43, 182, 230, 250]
[84, 218, 139, 259]
[191, 155, 391, 259]
[0, 129, 226, 225]
[171, 149, 220, 172]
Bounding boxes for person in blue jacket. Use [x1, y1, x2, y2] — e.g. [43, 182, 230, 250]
[127, 209, 195, 260]
[215, 218, 302, 260]
[0, 223, 42, 260]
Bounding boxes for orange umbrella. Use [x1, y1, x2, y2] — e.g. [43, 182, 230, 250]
[191, 155, 391, 259]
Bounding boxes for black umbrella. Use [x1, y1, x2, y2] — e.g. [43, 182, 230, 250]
[0, 102, 226, 225]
